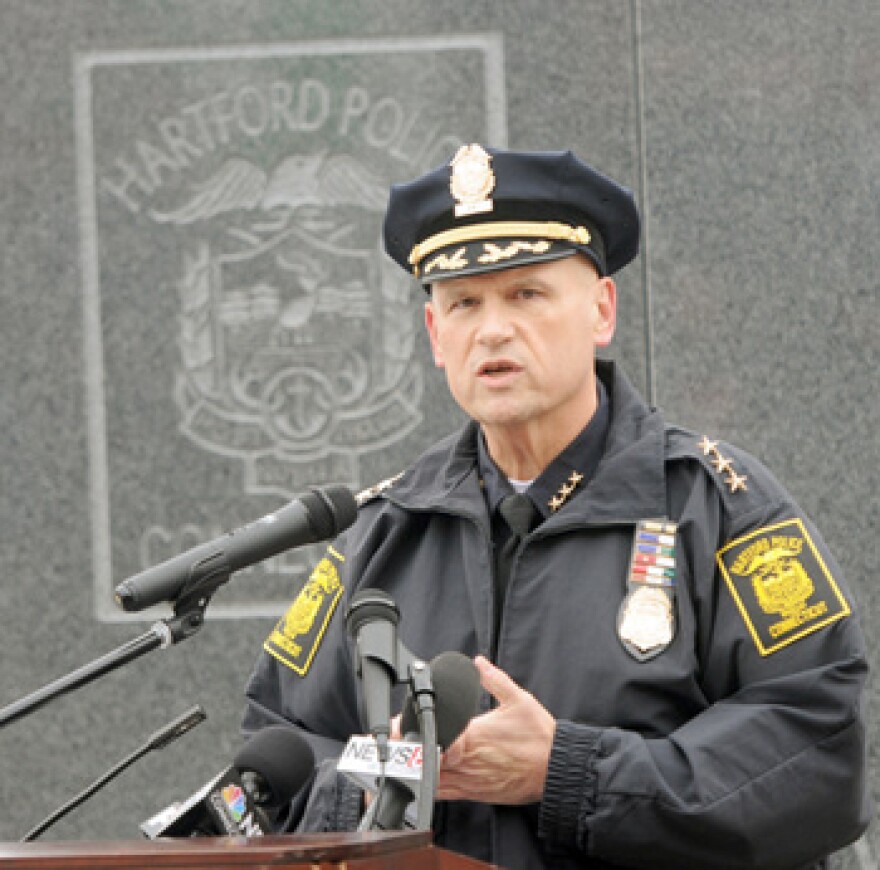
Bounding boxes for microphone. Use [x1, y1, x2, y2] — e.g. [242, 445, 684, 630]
[345, 589, 401, 763]
[22, 705, 206, 842]
[372, 651, 480, 831]
[141, 725, 315, 839]
[400, 651, 481, 748]
[115, 485, 358, 612]
[341, 651, 481, 832]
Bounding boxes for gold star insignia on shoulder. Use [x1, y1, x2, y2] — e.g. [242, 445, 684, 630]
[548, 471, 585, 513]
[725, 470, 748, 493]
[356, 471, 404, 505]
[711, 454, 733, 474]
[697, 436, 748, 496]
[698, 435, 718, 456]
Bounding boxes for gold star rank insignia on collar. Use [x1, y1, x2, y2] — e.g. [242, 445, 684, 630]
[548, 471, 585, 512]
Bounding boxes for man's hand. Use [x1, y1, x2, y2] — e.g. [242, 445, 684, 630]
[436, 655, 555, 805]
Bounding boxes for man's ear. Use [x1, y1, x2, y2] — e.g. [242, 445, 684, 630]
[593, 277, 617, 348]
[424, 300, 445, 368]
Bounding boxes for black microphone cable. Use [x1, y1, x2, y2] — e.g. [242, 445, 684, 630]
[21, 705, 206, 842]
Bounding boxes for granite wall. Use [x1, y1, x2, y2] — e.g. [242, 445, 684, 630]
[0, 0, 876, 865]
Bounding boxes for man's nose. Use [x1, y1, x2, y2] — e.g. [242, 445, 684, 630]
[475, 300, 515, 344]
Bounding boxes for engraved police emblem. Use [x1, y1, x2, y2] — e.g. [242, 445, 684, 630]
[450, 143, 495, 217]
[77, 38, 506, 620]
[154, 151, 422, 498]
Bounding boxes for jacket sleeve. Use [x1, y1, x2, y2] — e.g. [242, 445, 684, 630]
[241, 536, 367, 833]
[538, 457, 872, 869]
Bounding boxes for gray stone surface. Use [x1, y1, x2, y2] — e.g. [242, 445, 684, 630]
[0, 0, 875, 864]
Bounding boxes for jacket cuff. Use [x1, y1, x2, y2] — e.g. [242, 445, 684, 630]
[332, 773, 365, 831]
[297, 760, 364, 832]
[538, 720, 602, 851]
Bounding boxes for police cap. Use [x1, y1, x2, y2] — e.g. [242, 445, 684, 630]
[383, 144, 640, 284]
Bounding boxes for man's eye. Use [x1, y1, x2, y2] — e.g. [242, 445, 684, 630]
[450, 297, 477, 311]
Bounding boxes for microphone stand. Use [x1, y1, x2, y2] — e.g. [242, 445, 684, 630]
[0, 559, 228, 729]
[405, 656, 439, 831]
[21, 705, 206, 841]
[358, 644, 439, 832]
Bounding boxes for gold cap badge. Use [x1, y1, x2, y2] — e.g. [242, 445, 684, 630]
[450, 144, 495, 218]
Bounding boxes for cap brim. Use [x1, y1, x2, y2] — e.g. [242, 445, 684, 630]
[420, 239, 589, 285]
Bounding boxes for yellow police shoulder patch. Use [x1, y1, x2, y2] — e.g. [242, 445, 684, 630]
[716, 518, 850, 655]
[264, 547, 345, 676]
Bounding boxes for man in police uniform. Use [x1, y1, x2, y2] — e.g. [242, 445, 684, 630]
[243, 145, 871, 868]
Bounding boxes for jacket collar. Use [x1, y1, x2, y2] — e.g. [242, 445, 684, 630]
[387, 360, 667, 524]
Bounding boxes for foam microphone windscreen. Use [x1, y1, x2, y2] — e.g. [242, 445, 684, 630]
[303, 485, 358, 539]
[234, 726, 316, 807]
[400, 651, 481, 748]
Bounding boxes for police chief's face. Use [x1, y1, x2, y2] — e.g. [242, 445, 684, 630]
[425, 254, 616, 441]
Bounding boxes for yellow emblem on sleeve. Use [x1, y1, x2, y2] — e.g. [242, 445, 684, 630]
[716, 518, 850, 655]
[264, 549, 344, 675]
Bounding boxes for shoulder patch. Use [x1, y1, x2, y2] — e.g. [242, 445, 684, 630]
[264, 548, 345, 676]
[716, 518, 850, 655]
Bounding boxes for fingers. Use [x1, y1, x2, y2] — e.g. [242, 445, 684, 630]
[443, 732, 465, 767]
[435, 657, 556, 805]
[390, 713, 402, 740]
[474, 655, 521, 706]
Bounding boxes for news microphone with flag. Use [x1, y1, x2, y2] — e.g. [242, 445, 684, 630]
[115, 485, 358, 612]
[345, 588, 401, 763]
[141, 724, 315, 839]
[347, 651, 481, 831]
[21, 705, 206, 842]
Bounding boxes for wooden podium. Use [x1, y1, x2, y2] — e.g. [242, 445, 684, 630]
[0, 830, 496, 869]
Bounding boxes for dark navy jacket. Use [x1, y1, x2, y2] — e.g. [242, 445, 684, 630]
[243, 361, 870, 869]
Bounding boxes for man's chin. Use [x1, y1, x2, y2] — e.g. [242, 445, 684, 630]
[473, 406, 538, 432]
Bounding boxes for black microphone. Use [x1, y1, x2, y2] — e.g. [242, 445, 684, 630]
[115, 485, 358, 612]
[22, 705, 206, 842]
[345, 589, 401, 763]
[368, 651, 480, 832]
[141, 725, 315, 839]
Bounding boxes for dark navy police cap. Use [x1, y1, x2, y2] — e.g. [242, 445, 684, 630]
[383, 144, 640, 284]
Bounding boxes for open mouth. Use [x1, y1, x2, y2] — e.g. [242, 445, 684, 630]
[478, 360, 521, 377]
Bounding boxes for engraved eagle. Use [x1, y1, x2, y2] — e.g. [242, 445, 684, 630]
[150, 153, 388, 225]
